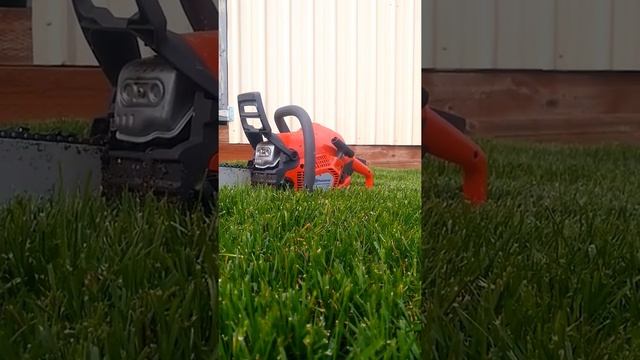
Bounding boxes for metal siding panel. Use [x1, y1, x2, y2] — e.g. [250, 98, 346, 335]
[435, 0, 496, 69]
[612, 0, 640, 70]
[32, 0, 70, 65]
[335, 0, 358, 144]
[229, 0, 269, 143]
[422, 0, 434, 68]
[411, 0, 422, 145]
[376, 0, 396, 145]
[397, 0, 417, 144]
[314, 0, 338, 133]
[289, 0, 316, 130]
[227, 0, 243, 142]
[495, 0, 555, 69]
[227, 0, 421, 145]
[33, 0, 420, 145]
[521, 0, 556, 69]
[355, 0, 377, 144]
[556, 0, 613, 70]
[266, 0, 293, 130]
[433, 0, 464, 68]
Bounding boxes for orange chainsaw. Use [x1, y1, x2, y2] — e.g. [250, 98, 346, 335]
[219, 92, 374, 190]
[0, 0, 219, 208]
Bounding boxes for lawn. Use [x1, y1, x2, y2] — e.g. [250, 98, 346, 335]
[0, 118, 422, 358]
[423, 140, 640, 359]
[0, 194, 218, 359]
[1, 119, 219, 358]
[218, 167, 421, 358]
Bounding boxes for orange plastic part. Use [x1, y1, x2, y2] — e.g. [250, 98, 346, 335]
[423, 105, 488, 204]
[208, 152, 218, 172]
[276, 123, 374, 190]
[183, 30, 219, 175]
[183, 31, 219, 78]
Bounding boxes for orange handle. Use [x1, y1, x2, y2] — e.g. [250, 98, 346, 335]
[351, 158, 374, 189]
[423, 106, 487, 204]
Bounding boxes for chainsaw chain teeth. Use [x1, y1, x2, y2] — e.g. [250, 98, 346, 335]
[218, 163, 249, 169]
[0, 127, 106, 146]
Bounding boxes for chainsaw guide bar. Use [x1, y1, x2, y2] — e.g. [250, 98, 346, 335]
[0, 127, 105, 205]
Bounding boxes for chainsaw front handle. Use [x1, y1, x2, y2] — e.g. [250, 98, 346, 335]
[274, 105, 316, 191]
[423, 106, 487, 204]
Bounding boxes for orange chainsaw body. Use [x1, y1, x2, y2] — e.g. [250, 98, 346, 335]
[276, 123, 374, 190]
[183, 30, 219, 174]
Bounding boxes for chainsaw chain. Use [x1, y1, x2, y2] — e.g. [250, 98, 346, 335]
[0, 126, 106, 146]
[219, 162, 249, 169]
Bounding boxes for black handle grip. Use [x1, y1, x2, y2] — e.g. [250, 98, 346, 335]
[274, 105, 316, 191]
[422, 87, 430, 108]
[132, 0, 168, 36]
[331, 137, 355, 158]
[179, 0, 219, 31]
[237, 92, 272, 149]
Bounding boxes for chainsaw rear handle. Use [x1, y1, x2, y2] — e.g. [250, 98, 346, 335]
[237, 92, 273, 146]
[423, 106, 487, 204]
[72, 0, 218, 96]
[179, 0, 219, 31]
[274, 105, 316, 191]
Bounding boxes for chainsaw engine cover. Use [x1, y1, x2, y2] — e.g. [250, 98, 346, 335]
[113, 57, 196, 143]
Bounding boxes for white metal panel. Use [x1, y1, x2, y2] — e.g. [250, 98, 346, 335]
[33, 0, 192, 65]
[227, 0, 422, 145]
[556, 0, 612, 70]
[433, 0, 496, 69]
[495, 0, 556, 69]
[422, 0, 433, 68]
[423, 0, 640, 70]
[32, 0, 70, 65]
[612, 0, 640, 70]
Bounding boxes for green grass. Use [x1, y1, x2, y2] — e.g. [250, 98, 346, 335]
[0, 194, 218, 359]
[218, 168, 421, 358]
[0, 140, 420, 359]
[0, 119, 90, 135]
[423, 140, 640, 359]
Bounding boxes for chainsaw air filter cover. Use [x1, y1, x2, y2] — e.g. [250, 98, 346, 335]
[113, 57, 196, 143]
[253, 142, 280, 169]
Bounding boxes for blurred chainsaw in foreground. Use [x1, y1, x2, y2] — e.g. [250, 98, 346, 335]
[422, 87, 488, 204]
[0, 0, 219, 208]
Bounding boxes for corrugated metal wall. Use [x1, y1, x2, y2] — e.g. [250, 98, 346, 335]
[226, 0, 422, 145]
[32, 0, 421, 146]
[422, 0, 640, 70]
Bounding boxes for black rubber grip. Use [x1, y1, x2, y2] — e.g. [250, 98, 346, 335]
[274, 105, 316, 191]
[331, 137, 354, 158]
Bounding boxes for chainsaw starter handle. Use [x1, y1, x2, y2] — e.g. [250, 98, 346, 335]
[331, 137, 355, 158]
[274, 105, 316, 191]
